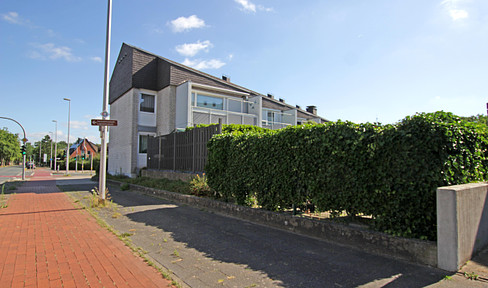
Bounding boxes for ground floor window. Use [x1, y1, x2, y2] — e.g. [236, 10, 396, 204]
[139, 134, 148, 153]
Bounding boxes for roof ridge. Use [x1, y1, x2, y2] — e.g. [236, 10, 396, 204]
[121, 43, 327, 121]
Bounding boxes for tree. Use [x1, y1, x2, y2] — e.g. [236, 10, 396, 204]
[33, 135, 54, 165]
[25, 142, 35, 160]
[0, 128, 20, 166]
[56, 141, 68, 160]
[462, 114, 488, 126]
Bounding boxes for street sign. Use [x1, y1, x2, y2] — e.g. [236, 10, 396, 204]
[91, 119, 118, 126]
[22, 138, 28, 143]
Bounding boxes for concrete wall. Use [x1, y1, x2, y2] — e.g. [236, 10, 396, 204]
[156, 86, 176, 136]
[175, 82, 191, 129]
[108, 89, 137, 177]
[437, 182, 488, 271]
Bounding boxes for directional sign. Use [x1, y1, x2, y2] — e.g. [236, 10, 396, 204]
[91, 119, 118, 126]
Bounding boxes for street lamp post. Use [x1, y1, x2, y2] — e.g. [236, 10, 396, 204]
[49, 131, 53, 169]
[52, 120, 58, 171]
[39, 141, 41, 166]
[99, 0, 112, 201]
[64, 98, 71, 174]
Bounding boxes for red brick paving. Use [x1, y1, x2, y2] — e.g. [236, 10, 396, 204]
[0, 168, 173, 287]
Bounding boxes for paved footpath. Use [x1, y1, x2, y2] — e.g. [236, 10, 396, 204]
[0, 168, 173, 288]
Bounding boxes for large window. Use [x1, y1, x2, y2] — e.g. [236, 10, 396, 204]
[262, 109, 282, 124]
[196, 94, 223, 110]
[139, 134, 148, 153]
[140, 93, 155, 113]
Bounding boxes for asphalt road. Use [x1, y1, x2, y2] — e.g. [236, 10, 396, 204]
[0, 165, 31, 184]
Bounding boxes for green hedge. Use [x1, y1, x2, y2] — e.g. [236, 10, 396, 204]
[206, 112, 488, 240]
[57, 156, 101, 172]
[186, 123, 269, 134]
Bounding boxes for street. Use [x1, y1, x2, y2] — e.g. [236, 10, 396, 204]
[0, 165, 33, 184]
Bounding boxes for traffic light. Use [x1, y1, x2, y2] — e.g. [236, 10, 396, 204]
[21, 145, 26, 155]
[81, 153, 85, 160]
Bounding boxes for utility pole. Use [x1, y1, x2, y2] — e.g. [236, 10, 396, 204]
[64, 98, 71, 174]
[53, 120, 58, 171]
[50, 132, 53, 169]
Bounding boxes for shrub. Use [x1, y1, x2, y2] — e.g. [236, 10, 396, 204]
[189, 174, 214, 197]
[206, 111, 488, 240]
[120, 183, 130, 191]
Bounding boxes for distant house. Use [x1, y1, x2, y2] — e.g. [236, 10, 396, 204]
[69, 138, 99, 159]
[108, 43, 328, 177]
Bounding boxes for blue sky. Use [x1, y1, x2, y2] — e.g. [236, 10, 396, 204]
[1, 0, 487, 144]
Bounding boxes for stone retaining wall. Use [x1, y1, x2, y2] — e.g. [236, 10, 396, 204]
[141, 169, 198, 182]
[108, 179, 437, 267]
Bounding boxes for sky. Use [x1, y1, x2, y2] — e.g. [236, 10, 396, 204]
[1, 0, 487, 144]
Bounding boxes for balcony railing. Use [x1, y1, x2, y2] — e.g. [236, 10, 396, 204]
[192, 106, 257, 126]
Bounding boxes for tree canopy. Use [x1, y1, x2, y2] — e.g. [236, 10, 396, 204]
[0, 128, 20, 165]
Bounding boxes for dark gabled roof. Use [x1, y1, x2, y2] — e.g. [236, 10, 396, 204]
[114, 43, 327, 122]
[69, 138, 98, 153]
[123, 43, 260, 95]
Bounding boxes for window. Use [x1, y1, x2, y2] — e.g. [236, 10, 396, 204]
[228, 98, 242, 113]
[139, 134, 148, 153]
[140, 94, 155, 113]
[267, 111, 274, 123]
[196, 94, 223, 110]
[262, 109, 282, 124]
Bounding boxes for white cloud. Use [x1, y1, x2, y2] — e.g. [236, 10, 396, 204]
[235, 0, 256, 12]
[441, 0, 469, 21]
[2, 12, 23, 24]
[175, 40, 213, 57]
[90, 56, 103, 63]
[449, 9, 468, 20]
[86, 135, 100, 145]
[257, 5, 274, 12]
[28, 43, 82, 62]
[234, 0, 273, 13]
[169, 15, 206, 33]
[70, 120, 90, 130]
[182, 58, 226, 70]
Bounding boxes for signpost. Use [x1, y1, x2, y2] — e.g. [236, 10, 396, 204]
[91, 119, 118, 126]
[91, 117, 117, 201]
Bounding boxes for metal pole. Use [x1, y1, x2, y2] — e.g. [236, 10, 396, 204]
[64, 98, 71, 174]
[53, 120, 58, 171]
[50, 132, 53, 169]
[99, 0, 112, 201]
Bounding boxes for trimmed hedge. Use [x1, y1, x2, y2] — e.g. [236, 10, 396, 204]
[57, 156, 101, 172]
[206, 112, 488, 240]
[186, 123, 269, 134]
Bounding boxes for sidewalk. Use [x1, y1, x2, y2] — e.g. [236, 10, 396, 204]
[0, 168, 173, 288]
[63, 179, 488, 287]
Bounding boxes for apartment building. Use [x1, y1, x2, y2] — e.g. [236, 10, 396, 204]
[108, 43, 327, 177]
